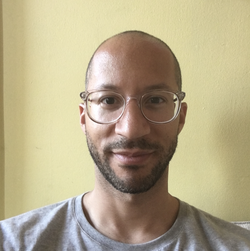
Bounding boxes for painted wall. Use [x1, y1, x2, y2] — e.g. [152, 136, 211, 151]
[2, 0, 250, 221]
[0, 0, 4, 221]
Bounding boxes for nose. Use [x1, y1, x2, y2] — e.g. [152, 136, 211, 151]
[115, 99, 150, 139]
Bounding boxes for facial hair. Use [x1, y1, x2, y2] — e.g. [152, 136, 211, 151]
[86, 131, 178, 194]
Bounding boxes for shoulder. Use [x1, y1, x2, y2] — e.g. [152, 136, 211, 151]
[178, 201, 250, 249]
[0, 195, 82, 250]
[1, 196, 75, 227]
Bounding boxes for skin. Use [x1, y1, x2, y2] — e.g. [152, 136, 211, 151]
[79, 33, 187, 244]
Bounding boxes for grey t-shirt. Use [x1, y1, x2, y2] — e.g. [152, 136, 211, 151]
[0, 194, 250, 250]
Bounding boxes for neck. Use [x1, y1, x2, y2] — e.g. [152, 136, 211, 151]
[82, 169, 179, 244]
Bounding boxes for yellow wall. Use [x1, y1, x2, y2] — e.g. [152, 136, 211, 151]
[2, 0, 250, 221]
[0, 0, 4, 221]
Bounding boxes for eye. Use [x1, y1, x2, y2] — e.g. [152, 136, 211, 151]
[99, 94, 124, 109]
[149, 97, 165, 104]
[101, 97, 116, 105]
[145, 96, 167, 105]
[100, 95, 122, 105]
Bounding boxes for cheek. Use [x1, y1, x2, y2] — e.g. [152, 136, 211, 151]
[153, 124, 179, 144]
[85, 119, 114, 147]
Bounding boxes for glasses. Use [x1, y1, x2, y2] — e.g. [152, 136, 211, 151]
[80, 89, 185, 124]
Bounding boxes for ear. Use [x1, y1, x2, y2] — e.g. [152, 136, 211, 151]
[79, 103, 86, 134]
[177, 102, 187, 135]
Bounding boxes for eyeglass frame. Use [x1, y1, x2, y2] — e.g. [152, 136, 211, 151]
[80, 89, 186, 125]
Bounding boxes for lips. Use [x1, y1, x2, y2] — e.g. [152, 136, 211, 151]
[112, 149, 154, 166]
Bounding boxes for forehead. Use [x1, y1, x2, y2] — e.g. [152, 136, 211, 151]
[88, 36, 177, 93]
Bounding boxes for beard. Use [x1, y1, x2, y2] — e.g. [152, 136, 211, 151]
[86, 131, 178, 194]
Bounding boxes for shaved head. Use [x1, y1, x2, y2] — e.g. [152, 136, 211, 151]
[82, 31, 187, 194]
[85, 31, 182, 91]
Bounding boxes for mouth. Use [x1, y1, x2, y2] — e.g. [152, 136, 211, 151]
[111, 149, 154, 166]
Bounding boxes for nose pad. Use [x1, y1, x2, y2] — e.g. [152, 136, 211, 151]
[115, 97, 150, 139]
[122, 97, 142, 119]
[126, 96, 140, 105]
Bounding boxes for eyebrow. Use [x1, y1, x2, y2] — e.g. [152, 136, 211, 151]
[143, 83, 173, 92]
[91, 82, 174, 92]
[93, 83, 120, 91]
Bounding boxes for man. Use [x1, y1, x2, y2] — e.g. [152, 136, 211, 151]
[0, 31, 250, 250]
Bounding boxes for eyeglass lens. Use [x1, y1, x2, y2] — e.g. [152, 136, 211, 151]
[86, 90, 179, 124]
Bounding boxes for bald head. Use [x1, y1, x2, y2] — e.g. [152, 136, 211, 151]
[85, 31, 182, 91]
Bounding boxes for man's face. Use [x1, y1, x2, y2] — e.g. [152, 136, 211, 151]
[80, 36, 187, 194]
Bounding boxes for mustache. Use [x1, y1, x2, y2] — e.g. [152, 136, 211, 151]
[103, 138, 163, 152]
